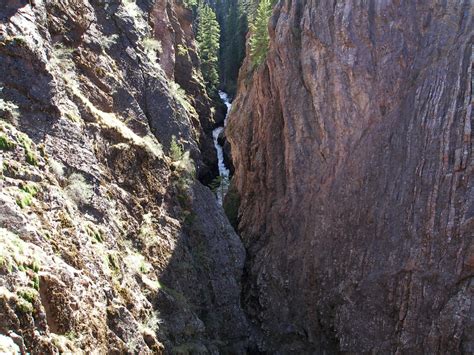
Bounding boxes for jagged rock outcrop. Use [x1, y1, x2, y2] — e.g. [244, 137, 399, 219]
[228, 1, 473, 353]
[0, 0, 249, 353]
[152, 0, 220, 183]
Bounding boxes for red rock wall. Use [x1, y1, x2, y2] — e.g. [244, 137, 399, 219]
[228, 1, 473, 352]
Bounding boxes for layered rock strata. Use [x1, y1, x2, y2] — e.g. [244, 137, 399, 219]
[228, 1, 473, 352]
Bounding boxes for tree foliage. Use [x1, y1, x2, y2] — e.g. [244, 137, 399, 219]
[218, 0, 248, 95]
[249, 0, 272, 66]
[196, 5, 221, 91]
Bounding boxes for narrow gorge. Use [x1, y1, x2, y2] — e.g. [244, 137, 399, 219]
[0, 0, 473, 354]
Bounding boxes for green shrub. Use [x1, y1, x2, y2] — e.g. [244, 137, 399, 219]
[32, 274, 40, 291]
[0, 133, 15, 150]
[209, 175, 229, 202]
[16, 299, 33, 313]
[99, 34, 118, 50]
[16, 192, 33, 209]
[170, 136, 184, 162]
[18, 133, 38, 166]
[107, 253, 120, 273]
[18, 287, 37, 304]
[141, 36, 162, 64]
[177, 44, 188, 57]
[20, 183, 38, 197]
[16, 183, 38, 209]
[26, 151, 38, 165]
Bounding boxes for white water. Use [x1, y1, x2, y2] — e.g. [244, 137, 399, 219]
[219, 91, 232, 127]
[212, 91, 232, 205]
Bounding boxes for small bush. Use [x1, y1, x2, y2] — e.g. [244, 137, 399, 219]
[16, 299, 33, 313]
[177, 44, 188, 57]
[18, 287, 37, 304]
[51, 44, 78, 89]
[107, 253, 120, 273]
[122, 0, 141, 18]
[210, 175, 229, 203]
[0, 256, 12, 273]
[99, 34, 118, 50]
[16, 191, 33, 209]
[18, 133, 38, 166]
[170, 136, 184, 162]
[16, 183, 39, 209]
[49, 158, 64, 177]
[0, 133, 15, 150]
[32, 274, 40, 290]
[20, 183, 38, 197]
[169, 81, 194, 113]
[65, 173, 93, 206]
[142, 37, 162, 62]
[0, 97, 19, 125]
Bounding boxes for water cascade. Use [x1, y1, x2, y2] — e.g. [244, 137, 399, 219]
[212, 91, 232, 204]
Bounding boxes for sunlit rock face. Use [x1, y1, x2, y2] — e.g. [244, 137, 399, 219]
[0, 0, 248, 353]
[228, 1, 473, 352]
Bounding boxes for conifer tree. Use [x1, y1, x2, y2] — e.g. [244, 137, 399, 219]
[196, 5, 221, 90]
[249, 0, 272, 66]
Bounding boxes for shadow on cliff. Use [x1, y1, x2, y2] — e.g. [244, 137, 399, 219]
[1, 0, 29, 21]
[148, 179, 251, 353]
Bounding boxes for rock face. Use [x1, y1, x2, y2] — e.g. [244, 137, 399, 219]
[0, 0, 249, 353]
[228, 1, 473, 353]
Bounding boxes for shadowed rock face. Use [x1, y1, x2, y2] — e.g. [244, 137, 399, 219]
[228, 1, 473, 352]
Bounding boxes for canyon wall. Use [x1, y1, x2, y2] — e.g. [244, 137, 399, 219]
[228, 1, 473, 352]
[0, 0, 249, 353]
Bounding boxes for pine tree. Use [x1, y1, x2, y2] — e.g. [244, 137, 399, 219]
[249, 0, 272, 66]
[220, 0, 247, 93]
[196, 5, 221, 90]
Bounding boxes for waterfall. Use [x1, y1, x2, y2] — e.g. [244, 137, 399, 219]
[212, 91, 232, 205]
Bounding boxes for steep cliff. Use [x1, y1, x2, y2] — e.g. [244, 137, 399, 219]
[0, 0, 249, 353]
[228, 1, 473, 353]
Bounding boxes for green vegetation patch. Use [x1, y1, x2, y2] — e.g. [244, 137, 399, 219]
[16, 183, 39, 208]
[20, 182, 39, 197]
[196, 4, 220, 90]
[16, 191, 33, 208]
[170, 135, 184, 162]
[18, 287, 37, 304]
[249, 0, 273, 67]
[18, 133, 38, 166]
[0, 229, 42, 292]
[16, 287, 38, 314]
[177, 44, 188, 57]
[0, 133, 15, 150]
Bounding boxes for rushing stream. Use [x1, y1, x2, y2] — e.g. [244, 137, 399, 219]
[212, 91, 232, 205]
